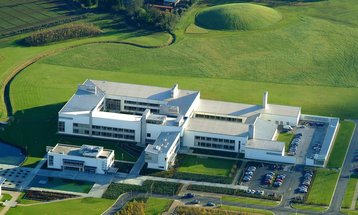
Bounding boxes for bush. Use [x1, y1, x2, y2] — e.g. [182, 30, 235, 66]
[23, 23, 102, 46]
[102, 180, 183, 199]
[176, 206, 238, 215]
[116, 201, 145, 215]
[188, 185, 281, 201]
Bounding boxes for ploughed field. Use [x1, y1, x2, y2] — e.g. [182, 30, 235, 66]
[0, 0, 80, 35]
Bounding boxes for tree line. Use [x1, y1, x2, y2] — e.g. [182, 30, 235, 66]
[72, 0, 197, 32]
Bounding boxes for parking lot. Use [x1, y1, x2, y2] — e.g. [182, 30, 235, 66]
[284, 121, 328, 164]
[239, 162, 293, 196]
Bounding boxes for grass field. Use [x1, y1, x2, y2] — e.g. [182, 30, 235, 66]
[6, 197, 114, 215]
[342, 175, 358, 209]
[341, 209, 358, 215]
[144, 197, 173, 215]
[291, 203, 327, 212]
[277, 132, 294, 153]
[0, 0, 81, 35]
[306, 169, 340, 206]
[222, 195, 279, 207]
[327, 121, 356, 168]
[29, 176, 94, 193]
[177, 155, 234, 176]
[195, 3, 282, 31]
[220, 205, 274, 215]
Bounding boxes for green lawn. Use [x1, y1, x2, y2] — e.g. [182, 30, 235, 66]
[220, 205, 275, 215]
[222, 195, 279, 207]
[144, 197, 173, 215]
[7, 197, 114, 215]
[0, 193, 12, 202]
[29, 176, 94, 193]
[327, 121, 356, 168]
[277, 132, 294, 153]
[342, 175, 358, 209]
[341, 209, 358, 215]
[306, 169, 340, 206]
[177, 155, 234, 176]
[291, 203, 327, 212]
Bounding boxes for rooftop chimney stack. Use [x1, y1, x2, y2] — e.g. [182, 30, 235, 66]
[171, 84, 179, 98]
[263, 91, 268, 109]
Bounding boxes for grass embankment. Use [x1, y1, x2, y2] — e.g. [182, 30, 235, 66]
[291, 204, 327, 212]
[17, 192, 41, 205]
[177, 155, 235, 177]
[222, 195, 279, 207]
[277, 132, 294, 153]
[6, 197, 114, 215]
[220, 205, 275, 215]
[327, 121, 355, 168]
[306, 169, 340, 206]
[342, 175, 358, 209]
[144, 197, 173, 215]
[195, 3, 282, 31]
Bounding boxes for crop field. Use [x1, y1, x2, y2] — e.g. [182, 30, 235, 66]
[0, 0, 80, 35]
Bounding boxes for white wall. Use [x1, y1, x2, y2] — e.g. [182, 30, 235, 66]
[260, 113, 299, 127]
[146, 124, 183, 141]
[183, 130, 246, 153]
[47, 151, 114, 174]
[245, 148, 296, 164]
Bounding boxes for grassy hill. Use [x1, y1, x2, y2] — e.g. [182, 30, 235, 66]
[195, 3, 282, 30]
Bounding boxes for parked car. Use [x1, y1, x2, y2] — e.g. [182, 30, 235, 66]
[206, 202, 215, 207]
[189, 199, 200, 204]
[273, 182, 282, 187]
[182, 193, 195, 199]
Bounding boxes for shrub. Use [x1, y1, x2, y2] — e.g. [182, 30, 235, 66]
[188, 185, 281, 201]
[23, 23, 102, 46]
[102, 180, 183, 199]
[176, 206, 238, 215]
[116, 201, 145, 215]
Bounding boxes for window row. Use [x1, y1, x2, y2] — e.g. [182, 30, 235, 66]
[195, 114, 243, 123]
[124, 100, 160, 107]
[194, 136, 235, 144]
[92, 125, 135, 133]
[195, 141, 235, 151]
[92, 131, 135, 140]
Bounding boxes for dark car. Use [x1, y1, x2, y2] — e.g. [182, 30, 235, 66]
[206, 202, 215, 207]
[182, 193, 195, 199]
[189, 199, 200, 204]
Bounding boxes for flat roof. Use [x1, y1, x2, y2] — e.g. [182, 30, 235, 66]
[50, 144, 113, 158]
[246, 139, 285, 152]
[186, 118, 249, 136]
[145, 131, 180, 155]
[263, 104, 301, 117]
[254, 118, 277, 140]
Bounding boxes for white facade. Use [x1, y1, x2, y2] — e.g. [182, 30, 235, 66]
[59, 80, 305, 168]
[47, 144, 115, 174]
[145, 132, 180, 170]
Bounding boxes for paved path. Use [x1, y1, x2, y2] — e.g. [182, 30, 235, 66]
[350, 182, 358, 209]
[0, 191, 20, 215]
[127, 151, 145, 178]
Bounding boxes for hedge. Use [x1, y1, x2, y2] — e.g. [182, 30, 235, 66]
[23, 23, 102, 46]
[187, 185, 281, 201]
[102, 180, 183, 199]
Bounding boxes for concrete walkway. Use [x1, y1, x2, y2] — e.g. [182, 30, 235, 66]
[0, 191, 21, 215]
[127, 151, 145, 178]
[162, 200, 182, 215]
[350, 182, 358, 210]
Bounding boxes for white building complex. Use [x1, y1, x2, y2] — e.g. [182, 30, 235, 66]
[0, 177, 5, 196]
[58, 80, 334, 170]
[46, 144, 115, 174]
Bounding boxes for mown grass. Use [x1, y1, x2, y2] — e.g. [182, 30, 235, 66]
[220, 205, 275, 215]
[327, 121, 356, 168]
[222, 195, 279, 207]
[144, 197, 173, 215]
[177, 155, 234, 177]
[0, 193, 12, 202]
[342, 175, 358, 209]
[277, 132, 294, 153]
[341, 209, 358, 215]
[6, 197, 114, 215]
[291, 203, 327, 212]
[306, 169, 340, 206]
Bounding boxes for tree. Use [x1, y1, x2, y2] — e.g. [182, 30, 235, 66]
[159, 12, 178, 32]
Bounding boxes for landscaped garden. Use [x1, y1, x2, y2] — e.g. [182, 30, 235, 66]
[118, 197, 173, 215]
[29, 176, 94, 193]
